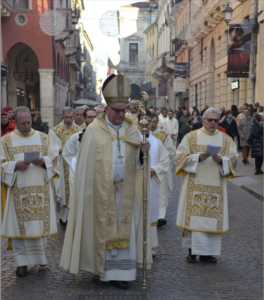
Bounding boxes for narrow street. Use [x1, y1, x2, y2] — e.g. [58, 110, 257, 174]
[1, 173, 263, 300]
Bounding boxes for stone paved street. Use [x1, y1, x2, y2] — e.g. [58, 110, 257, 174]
[1, 173, 263, 300]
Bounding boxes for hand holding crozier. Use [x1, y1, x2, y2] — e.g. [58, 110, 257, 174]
[140, 141, 150, 152]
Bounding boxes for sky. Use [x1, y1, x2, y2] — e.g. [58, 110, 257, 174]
[81, 0, 136, 80]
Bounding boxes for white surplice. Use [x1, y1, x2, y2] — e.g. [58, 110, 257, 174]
[158, 114, 168, 131]
[1, 129, 59, 266]
[62, 130, 83, 166]
[49, 121, 82, 222]
[147, 133, 170, 247]
[176, 127, 238, 256]
[152, 128, 175, 220]
[164, 117, 179, 147]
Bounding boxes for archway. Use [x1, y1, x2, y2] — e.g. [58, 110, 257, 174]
[5, 43, 40, 109]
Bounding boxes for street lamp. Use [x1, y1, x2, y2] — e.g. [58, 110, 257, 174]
[223, 4, 233, 24]
[23, 56, 31, 69]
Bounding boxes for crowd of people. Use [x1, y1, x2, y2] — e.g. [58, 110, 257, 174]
[0, 73, 262, 290]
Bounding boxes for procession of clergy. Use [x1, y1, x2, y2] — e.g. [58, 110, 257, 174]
[1, 74, 238, 289]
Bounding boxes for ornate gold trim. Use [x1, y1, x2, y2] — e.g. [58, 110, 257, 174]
[1, 232, 58, 239]
[13, 129, 36, 137]
[176, 225, 229, 234]
[200, 128, 219, 136]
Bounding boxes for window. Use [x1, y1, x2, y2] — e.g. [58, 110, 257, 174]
[14, 0, 28, 9]
[152, 44, 154, 59]
[129, 43, 138, 63]
[17, 88, 25, 106]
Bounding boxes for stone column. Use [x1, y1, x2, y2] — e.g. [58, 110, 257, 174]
[39, 69, 54, 128]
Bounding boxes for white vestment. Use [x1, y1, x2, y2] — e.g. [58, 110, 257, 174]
[147, 133, 170, 247]
[152, 128, 175, 220]
[164, 117, 179, 147]
[1, 129, 59, 266]
[74, 121, 86, 129]
[101, 116, 142, 281]
[158, 114, 168, 131]
[176, 127, 238, 256]
[48, 121, 82, 222]
[125, 112, 138, 125]
[62, 130, 83, 166]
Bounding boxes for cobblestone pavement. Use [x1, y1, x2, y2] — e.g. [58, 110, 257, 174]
[1, 174, 263, 300]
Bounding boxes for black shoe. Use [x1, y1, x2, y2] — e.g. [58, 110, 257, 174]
[255, 170, 263, 175]
[93, 275, 100, 281]
[110, 281, 129, 290]
[16, 266, 27, 277]
[245, 159, 249, 164]
[39, 264, 47, 267]
[199, 255, 217, 263]
[186, 254, 197, 263]
[59, 219, 67, 226]
[157, 219, 167, 228]
[242, 159, 247, 164]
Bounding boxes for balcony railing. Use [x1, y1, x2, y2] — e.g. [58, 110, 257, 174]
[141, 81, 155, 92]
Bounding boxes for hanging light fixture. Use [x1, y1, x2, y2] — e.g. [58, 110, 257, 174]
[223, 3, 233, 24]
[23, 46, 31, 69]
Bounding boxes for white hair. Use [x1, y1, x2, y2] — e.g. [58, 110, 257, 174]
[14, 106, 31, 122]
[75, 106, 85, 112]
[62, 107, 74, 115]
[203, 107, 220, 119]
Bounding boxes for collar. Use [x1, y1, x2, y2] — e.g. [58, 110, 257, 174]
[200, 127, 219, 136]
[152, 128, 160, 134]
[61, 120, 75, 128]
[13, 128, 35, 137]
[105, 115, 124, 130]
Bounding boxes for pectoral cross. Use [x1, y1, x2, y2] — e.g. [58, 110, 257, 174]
[118, 154, 123, 163]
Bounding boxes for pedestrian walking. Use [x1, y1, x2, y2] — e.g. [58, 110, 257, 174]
[231, 104, 239, 118]
[186, 109, 202, 130]
[49, 107, 83, 225]
[179, 109, 190, 140]
[60, 74, 152, 290]
[250, 112, 263, 175]
[1, 106, 59, 277]
[176, 107, 238, 263]
[1, 110, 16, 136]
[219, 110, 238, 140]
[238, 108, 253, 164]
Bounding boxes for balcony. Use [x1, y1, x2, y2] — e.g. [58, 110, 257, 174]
[141, 81, 156, 94]
[1, 0, 13, 16]
[69, 54, 80, 71]
[55, 9, 73, 42]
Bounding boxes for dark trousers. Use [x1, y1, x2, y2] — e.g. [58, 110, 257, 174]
[255, 156, 263, 170]
[237, 136, 242, 151]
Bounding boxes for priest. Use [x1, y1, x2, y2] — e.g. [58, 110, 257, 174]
[176, 107, 238, 263]
[49, 107, 82, 225]
[60, 74, 152, 290]
[164, 109, 179, 148]
[74, 107, 86, 129]
[151, 113, 175, 228]
[62, 108, 96, 166]
[125, 99, 138, 125]
[1, 106, 59, 277]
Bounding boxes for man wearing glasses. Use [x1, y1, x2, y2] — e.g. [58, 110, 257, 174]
[60, 74, 152, 290]
[176, 107, 238, 264]
[125, 99, 138, 125]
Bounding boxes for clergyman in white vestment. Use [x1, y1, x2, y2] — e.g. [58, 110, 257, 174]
[176, 108, 238, 263]
[151, 113, 175, 227]
[164, 109, 179, 148]
[60, 74, 152, 290]
[49, 107, 82, 224]
[125, 99, 138, 125]
[1, 106, 59, 277]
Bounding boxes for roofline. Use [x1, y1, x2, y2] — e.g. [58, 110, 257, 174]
[143, 20, 158, 34]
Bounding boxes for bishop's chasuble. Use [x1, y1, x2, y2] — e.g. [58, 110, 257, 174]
[49, 121, 82, 222]
[60, 114, 152, 280]
[152, 128, 175, 220]
[176, 127, 238, 255]
[1, 129, 59, 266]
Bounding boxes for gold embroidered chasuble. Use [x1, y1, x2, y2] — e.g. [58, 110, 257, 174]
[1, 129, 59, 239]
[176, 128, 238, 234]
[49, 121, 82, 207]
[59, 114, 153, 277]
